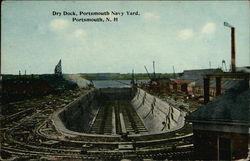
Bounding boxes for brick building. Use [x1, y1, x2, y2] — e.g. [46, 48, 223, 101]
[170, 68, 222, 93]
[170, 79, 193, 93]
[186, 81, 249, 160]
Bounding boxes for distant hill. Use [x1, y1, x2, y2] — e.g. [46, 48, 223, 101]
[79, 73, 180, 80]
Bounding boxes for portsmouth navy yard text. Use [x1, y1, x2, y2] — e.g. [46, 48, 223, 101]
[52, 11, 140, 23]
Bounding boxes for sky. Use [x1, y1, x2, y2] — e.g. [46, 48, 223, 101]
[1, 1, 249, 74]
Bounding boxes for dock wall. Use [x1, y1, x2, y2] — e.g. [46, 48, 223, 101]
[98, 88, 134, 100]
[58, 89, 99, 133]
[58, 88, 134, 133]
[56, 87, 184, 135]
[131, 88, 185, 134]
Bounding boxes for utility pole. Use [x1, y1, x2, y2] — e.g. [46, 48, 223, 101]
[131, 69, 135, 85]
[153, 61, 156, 79]
[172, 66, 176, 78]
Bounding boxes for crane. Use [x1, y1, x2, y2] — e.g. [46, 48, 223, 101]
[131, 69, 135, 85]
[144, 65, 152, 80]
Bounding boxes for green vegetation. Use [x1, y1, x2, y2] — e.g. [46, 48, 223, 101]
[80, 73, 179, 80]
[2, 74, 40, 80]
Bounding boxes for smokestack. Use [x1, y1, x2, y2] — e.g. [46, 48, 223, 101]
[231, 27, 236, 72]
[224, 22, 236, 73]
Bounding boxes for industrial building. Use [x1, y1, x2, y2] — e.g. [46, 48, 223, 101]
[188, 78, 244, 97]
[169, 68, 222, 93]
[186, 80, 249, 160]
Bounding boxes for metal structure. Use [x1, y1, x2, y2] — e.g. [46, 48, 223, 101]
[144, 65, 152, 79]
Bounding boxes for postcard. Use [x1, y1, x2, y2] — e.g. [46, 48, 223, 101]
[1, 1, 249, 160]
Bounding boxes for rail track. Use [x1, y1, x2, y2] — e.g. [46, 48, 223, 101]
[1, 88, 194, 160]
[90, 99, 148, 135]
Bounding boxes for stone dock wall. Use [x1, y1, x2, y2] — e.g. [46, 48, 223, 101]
[131, 88, 185, 134]
[58, 89, 99, 133]
[56, 87, 184, 135]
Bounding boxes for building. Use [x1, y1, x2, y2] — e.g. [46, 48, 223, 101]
[179, 68, 222, 80]
[148, 77, 171, 93]
[188, 79, 244, 97]
[236, 66, 250, 73]
[170, 68, 222, 93]
[170, 79, 193, 93]
[186, 81, 249, 160]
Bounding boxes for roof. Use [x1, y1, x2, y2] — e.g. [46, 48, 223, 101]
[171, 79, 193, 85]
[236, 66, 250, 73]
[151, 77, 171, 82]
[186, 81, 249, 123]
[179, 68, 222, 80]
[189, 78, 244, 90]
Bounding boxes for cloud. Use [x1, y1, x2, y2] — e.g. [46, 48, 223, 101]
[49, 19, 69, 32]
[74, 29, 86, 38]
[68, 29, 86, 40]
[49, 19, 86, 41]
[143, 12, 160, 20]
[36, 24, 46, 34]
[178, 29, 194, 40]
[202, 22, 216, 34]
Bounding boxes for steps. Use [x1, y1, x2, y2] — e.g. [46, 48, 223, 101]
[90, 100, 148, 135]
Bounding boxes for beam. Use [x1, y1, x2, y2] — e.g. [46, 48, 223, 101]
[231, 27, 236, 72]
[216, 77, 222, 96]
[206, 73, 249, 79]
[204, 77, 210, 103]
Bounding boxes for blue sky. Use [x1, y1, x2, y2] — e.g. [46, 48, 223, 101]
[1, 1, 249, 74]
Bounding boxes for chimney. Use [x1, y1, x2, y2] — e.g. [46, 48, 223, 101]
[231, 27, 236, 72]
